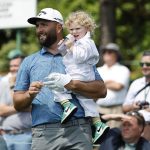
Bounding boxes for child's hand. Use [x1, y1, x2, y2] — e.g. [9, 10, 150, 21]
[65, 34, 75, 49]
[65, 40, 74, 49]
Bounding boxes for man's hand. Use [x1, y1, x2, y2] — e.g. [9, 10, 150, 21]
[43, 73, 72, 91]
[133, 101, 141, 110]
[101, 114, 132, 122]
[28, 81, 43, 98]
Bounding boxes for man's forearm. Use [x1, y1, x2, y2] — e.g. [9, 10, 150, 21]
[0, 104, 17, 117]
[13, 91, 33, 111]
[65, 80, 107, 99]
[13, 81, 43, 111]
[105, 80, 124, 91]
[122, 104, 133, 113]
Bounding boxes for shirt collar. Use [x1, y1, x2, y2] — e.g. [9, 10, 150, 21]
[40, 47, 48, 55]
[76, 31, 91, 43]
[40, 47, 62, 57]
[125, 143, 136, 149]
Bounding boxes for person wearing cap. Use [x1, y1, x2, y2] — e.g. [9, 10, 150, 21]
[99, 111, 150, 150]
[123, 50, 150, 141]
[0, 51, 32, 150]
[7, 49, 23, 60]
[13, 8, 107, 150]
[97, 43, 130, 128]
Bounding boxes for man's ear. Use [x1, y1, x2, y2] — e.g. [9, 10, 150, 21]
[56, 23, 63, 34]
[139, 125, 144, 134]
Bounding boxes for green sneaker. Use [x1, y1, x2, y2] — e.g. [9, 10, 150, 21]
[92, 122, 110, 144]
[61, 102, 77, 124]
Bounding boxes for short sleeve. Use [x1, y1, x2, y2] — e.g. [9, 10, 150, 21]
[14, 58, 30, 91]
[94, 66, 103, 80]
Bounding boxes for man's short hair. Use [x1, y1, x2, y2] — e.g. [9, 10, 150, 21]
[126, 111, 145, 128]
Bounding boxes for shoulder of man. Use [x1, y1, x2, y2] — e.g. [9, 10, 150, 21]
[136, 137, 150, 150]
[21, 51, 41, 64]
[100, 128, 123, 150]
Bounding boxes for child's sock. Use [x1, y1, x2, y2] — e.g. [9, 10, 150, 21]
[60, 99, 70, 108]
[60, 100, 77, 124]
[92, 117, 101, 127]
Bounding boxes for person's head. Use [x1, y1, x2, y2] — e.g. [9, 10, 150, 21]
[65, 11, 96, 40]
[27, 8, 64, 49]
[8, 49, 24, 76]
[139, 50, 150, 81]
[9, 56, 24, 76]
[101, 43, 121, 67]
[121, 111, 145, 144]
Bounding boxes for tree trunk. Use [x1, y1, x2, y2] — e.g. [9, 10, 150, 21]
[100, 0, 116, 46]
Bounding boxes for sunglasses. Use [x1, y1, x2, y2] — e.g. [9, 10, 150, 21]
[126, 111, 142, 117]
[123, 111, 145, 129]
[139, 62, 150, 67]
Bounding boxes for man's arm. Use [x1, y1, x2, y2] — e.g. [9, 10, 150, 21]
[65, 80, 107, 99]
[14, 78, 107, 111]
[105, 80, 124, 91]
[101, 113, 131, 122]
[44, 72, 107, 100]
[13, 81, 42, 111]
[0, 104, 17, 117]
[123, 104, 134, 113]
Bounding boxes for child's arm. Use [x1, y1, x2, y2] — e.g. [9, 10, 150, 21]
[71, 39, 99, 65]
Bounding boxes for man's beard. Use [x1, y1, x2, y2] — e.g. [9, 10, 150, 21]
[38, 29, 57, 48]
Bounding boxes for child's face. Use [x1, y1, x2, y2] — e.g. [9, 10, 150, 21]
[68, 22, 88, 40]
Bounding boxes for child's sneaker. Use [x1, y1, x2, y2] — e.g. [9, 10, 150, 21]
[92, 122, 110, 144]
[61, 102, 77, 124]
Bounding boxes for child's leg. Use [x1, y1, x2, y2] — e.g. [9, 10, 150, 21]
[92, 117, 109, 144]
[76, 96, 109, 143]
[92, 117, 101, 126]
[52, 91, 77, 124]
[60, 99, 77, 124]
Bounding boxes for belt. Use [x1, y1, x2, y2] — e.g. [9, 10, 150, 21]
[100, 104, 121, 108]
[1, 128, 31, 135]
[33, 118, 91, 128]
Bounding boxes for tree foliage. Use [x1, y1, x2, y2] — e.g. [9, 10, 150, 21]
[0, 0, 150, 80]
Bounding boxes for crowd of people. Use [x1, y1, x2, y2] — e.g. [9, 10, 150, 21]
[0, 7, 150, 150]
[0, 49, 32, 150]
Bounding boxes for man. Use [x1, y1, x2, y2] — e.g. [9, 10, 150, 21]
[123, 50, 150, 141]
[0, 50, 32, 150]
[99, 111, 150, 150]
[97, 43, 130, 128]
[13, 8, 107, 150]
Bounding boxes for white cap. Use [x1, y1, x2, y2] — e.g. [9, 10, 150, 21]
[103, 43, 119, 51]
[28, 8, 64, 25]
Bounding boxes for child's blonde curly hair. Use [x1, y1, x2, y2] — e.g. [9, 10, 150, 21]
[65, 11, 97, 33]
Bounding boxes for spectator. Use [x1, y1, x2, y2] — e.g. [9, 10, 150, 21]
[99, 111, 150, 150]
[123, 50, 150, 141]
[13, 8, 107, 150]
[0, 75, 7, 150]
[0, 49, 32, 150]
[97, 43, 130, 128]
